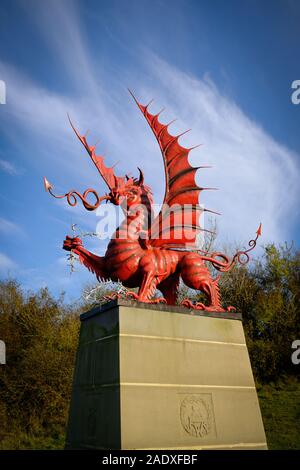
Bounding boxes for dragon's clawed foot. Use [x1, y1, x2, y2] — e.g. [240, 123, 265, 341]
[180, 299, 235, 313]
[125, 292, 167, 304]
[63, 235, 83, 252]
[227, 306, 236, 312]
[148, 297, 167, 304]
[180, 299, 195, 309]
[125, 291, 139, 300]
[102, 292, 123, 301]
[180, 299, 206, 310]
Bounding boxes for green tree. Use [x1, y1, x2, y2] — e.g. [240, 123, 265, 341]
[219, 244, 300, 382]
[0, 280, 80, 449]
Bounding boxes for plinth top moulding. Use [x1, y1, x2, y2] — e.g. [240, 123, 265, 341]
[44, 90, 262, 313]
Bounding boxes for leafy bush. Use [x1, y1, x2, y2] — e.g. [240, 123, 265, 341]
[0, 280, 80, 449]
[219, 243, 300, 382]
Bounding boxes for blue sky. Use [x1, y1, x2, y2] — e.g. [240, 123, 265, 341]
[0, 0, 299, 302]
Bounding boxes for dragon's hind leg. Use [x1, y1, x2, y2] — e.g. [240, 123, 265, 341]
[180, 276, 225, 312]
[179, 253, 234, 312]
[158, 274, 180, 306]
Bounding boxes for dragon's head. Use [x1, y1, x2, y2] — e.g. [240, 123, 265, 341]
[44, 117, 153, 213]
[107, 168, 146, 209]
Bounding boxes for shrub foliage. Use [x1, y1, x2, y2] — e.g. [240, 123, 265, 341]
[0, 281, 80, 448]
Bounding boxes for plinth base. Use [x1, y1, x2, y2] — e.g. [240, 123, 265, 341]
[65, 300, 267, 450]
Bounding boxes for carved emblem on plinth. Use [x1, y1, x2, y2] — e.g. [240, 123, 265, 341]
[180, 395, 213, 438]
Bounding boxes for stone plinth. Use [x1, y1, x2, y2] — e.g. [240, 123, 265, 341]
[65, 300, 267, 450]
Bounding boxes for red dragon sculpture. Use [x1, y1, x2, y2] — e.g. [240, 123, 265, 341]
[44, 91, 261, 312]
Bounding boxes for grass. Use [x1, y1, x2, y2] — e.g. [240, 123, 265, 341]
[0, 430, 65, 450]
[257, 380, 300, 450]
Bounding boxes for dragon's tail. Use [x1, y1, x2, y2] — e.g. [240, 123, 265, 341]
[199, 223, 262, 272]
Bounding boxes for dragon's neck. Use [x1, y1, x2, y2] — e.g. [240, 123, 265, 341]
[115, 205, 150, 241]
[114, 186, 154, 241]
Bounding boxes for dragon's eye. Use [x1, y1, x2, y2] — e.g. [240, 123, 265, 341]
[125, 188, 138, 199]
[124, 191, 138, 203]
[131, 188, 138, 195]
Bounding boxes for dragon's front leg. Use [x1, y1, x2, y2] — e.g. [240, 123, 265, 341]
[63, 236, 108, 282]
[126, 254, 167, 304]
[126, 273, 166, 304]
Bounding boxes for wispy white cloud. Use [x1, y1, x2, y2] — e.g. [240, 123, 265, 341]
[0, 217, 25, 236]
[25, 0, 103, 99]
[0, 252, 17, 272]
[0, 158, 19, 175]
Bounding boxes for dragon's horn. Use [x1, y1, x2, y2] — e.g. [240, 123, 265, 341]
[136, 167, 144, 185]
[68, 114, 125, 191]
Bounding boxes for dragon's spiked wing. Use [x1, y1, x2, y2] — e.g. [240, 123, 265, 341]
[68, 115, 128, 191]
[129, 91, 217, 249]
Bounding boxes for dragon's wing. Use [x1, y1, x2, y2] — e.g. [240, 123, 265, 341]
[68, 115, 126, 191]
[130, 91, 218, 249]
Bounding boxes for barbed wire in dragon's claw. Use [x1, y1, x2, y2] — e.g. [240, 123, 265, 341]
[67, 224, 100, 275]
[82, 280, 135, 305]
